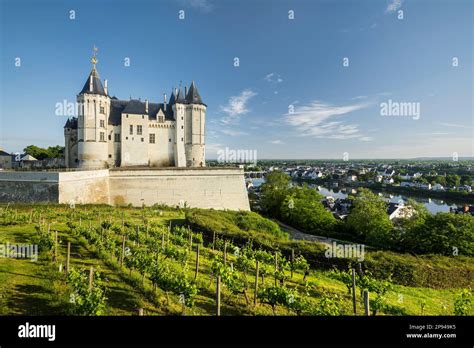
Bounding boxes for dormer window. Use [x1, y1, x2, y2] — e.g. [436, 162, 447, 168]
[158, 116, 164, 123]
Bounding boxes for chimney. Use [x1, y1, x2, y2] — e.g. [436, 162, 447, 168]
[145, 99, 149, 113]
[104, 79, 108, 95]
[164, 93, 167, 111]
[89, 75, 93, 92]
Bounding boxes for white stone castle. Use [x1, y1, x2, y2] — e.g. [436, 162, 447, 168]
[64, 50, 206, 169]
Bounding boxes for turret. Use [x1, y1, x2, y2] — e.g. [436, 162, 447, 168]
[184, 81, 206, 167]
[77, 46, 110, 169]
[172, 88, 186, 167]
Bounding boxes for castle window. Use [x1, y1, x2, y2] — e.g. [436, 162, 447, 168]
[100, 132, 105, 142]
[169, 138, 171, 142]
[126, 136, 128, 140]
[137, 125, 143, 135]
[181, 137, 183, 142]
[100, 106, 105, 114]
[181, 125, 184, 129]
[158, 116, 164, 123]
[100, 120, 105, 128]
[129, 125, 133, 134]
[114, 133, 120, 142]
[108, 134, 111, 141]
[149, 133, 155, 144]
[141, 138, 144, 142]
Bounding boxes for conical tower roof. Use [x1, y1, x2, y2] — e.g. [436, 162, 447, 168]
[185, 81, 204, 104]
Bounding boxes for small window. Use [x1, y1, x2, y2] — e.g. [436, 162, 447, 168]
[126, 136, 128, 140]
[169, 138, 171, 142]
[129, 125, 133, 135]
[181, 137, 183, 141]
[114, 133, 120, 142]
[141, 138, 144, 142]
[108, 154, 112, 158]
[158, 116, 164, 123]
[149, 133, 155, 144]
[181, 125, 184, 129]
[137, 125, 143, 135]
[100, 132, 105, 142]
[100, 120, 105, 128]
[108, 134, 111, 140]
[100, 106, 105, 114]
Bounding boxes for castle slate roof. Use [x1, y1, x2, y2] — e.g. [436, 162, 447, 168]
[109, 99, 174, 125]
[64, 117, 78, 129]
[185, 81, 204, 105]
[176, 88, 186, 103]
[79, 68, 107, 96]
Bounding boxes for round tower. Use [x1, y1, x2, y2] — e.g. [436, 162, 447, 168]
[184, 81, 206, 167]
[77, 48, 110, 169]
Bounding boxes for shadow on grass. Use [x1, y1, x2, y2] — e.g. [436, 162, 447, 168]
[8, 284, 62, 315]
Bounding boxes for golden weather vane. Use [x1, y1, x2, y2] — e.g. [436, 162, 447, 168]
[91, 45, 98, 68]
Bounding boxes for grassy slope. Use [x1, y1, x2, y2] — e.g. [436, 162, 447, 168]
[0, 204, 471, 316]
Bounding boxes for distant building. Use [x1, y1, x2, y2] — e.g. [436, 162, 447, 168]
[387, 202, 414, 220]
[0, 150, 12, 169]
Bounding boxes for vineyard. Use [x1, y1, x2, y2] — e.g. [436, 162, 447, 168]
[0, 204, 472, 316]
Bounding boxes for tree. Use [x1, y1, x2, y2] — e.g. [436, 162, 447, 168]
[460, 175, 472, 187]
[346, 189, 393, 248]
[446, 174, 461, 188]
[24, 145, 64, 160]
[260, 171, 290, 218]
[280, 186, 337, 236]
[403, 213, 474, 256]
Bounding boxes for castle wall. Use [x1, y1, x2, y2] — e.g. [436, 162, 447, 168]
[108, 168, 250, 210]
[58, 170, 109, 205]
[121, 113, 149, 166]
[148, 121, 175, 167]
[0, 172, 59, 203]
[0, 168, 250, 211]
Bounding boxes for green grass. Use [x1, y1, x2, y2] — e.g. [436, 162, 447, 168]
[0, 204, 472, 316]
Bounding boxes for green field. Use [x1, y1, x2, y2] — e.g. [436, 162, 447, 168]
[0, 204, 471, 316]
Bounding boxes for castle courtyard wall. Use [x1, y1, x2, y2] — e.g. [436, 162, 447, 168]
[0, 168, 250, 211]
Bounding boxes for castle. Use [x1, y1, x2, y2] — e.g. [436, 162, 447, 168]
[64, 50, 206, 169]
[0, 49, 250, 211]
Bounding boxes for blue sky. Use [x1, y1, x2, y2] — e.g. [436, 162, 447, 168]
[0, 0, 472, 159]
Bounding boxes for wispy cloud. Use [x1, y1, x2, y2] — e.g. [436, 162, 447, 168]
[264, 72, 283, 84]
[221, 129, 249, 136]
[220, 89, 257, 124]
[283, 100, 372, 140]
[270, 140, 284, 144]
[178, 0, 213, 13]
[437, 122, 473, 129]
[386, 0, 403, 13]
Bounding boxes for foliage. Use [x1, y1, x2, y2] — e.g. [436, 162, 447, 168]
[453, 289, 472, 316]
[280, 186, 338, 236]
[66, 268, 107, 315]
[347, 188, 393, 248]
[24, 145, 64, 160]
[403, 213, 474, 256]
[260, 171, 291, 218]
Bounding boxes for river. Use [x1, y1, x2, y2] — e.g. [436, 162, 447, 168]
[248, 178, 461, 214]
